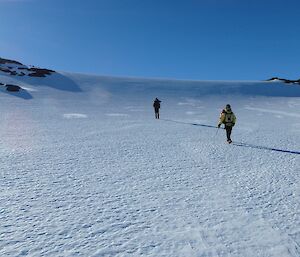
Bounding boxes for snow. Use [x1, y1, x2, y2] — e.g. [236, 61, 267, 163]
[0, 71, 300, 256]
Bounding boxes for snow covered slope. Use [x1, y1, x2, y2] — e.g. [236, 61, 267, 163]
[1, 68, 300, 257]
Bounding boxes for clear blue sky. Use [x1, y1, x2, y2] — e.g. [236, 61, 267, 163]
[1, 0, 299, 80]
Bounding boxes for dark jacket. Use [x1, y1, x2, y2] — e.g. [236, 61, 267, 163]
[153, 99, 161, 109]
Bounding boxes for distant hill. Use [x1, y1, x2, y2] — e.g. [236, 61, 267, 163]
[1, 56, 300, 99]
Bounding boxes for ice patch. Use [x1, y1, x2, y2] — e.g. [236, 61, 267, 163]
[124, 106, 144, 112]
[178, 102, 195, 106]
[106, 113, 129, 117]
[63, 113, 88, 119]
[20, 86, 37, 92]
[178, 98, 202, 107]
[128, 109, 145, 112]
[186, 111, 195, 115]
[245, 107, 300, 118]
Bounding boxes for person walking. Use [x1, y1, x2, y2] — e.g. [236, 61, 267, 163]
[217, 104, 236, 143]
[153, 98, 161, 119]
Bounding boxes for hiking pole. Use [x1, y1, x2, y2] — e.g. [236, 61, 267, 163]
[214, 127, 219, 138]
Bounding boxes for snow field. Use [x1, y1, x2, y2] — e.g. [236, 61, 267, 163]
[0, 72, 300, 256]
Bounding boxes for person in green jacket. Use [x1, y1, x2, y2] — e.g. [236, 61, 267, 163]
[218, 104, 236, 143]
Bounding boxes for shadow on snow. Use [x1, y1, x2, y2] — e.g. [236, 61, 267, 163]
[162, 119, 300, 155]
[232, 142, 300, 155]
[0, 87, 33, 100]
[1, 72, 82, 93]
[161, 119, 220, 129]
[15, 72, 82, 92]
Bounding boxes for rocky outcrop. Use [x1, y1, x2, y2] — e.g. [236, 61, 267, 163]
[27, 67, 55, 77]
[267, 77, 300, 85]
[5, 84, 21, 92]
[0, 57, 55, 77]
[0, 67, 11, 73]
[0, 58, 23, 66]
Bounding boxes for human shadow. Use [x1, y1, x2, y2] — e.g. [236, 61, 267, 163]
[232, 142, 300, 155]
[161, 119, 221, 129]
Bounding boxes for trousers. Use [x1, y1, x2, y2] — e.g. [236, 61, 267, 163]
[225, 125, 233, 141]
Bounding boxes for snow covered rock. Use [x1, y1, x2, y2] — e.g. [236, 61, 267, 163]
[5, 84, 21, 92]
[267, 77, 300, 84]
[0, 57, 55, 77]
[27, 67, 55, 77]
[0, 57, 23, 66]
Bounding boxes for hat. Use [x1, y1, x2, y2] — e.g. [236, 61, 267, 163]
[225, 104, 231, 111]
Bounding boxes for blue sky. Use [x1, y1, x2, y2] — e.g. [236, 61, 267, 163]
[1, 0, 299, 80]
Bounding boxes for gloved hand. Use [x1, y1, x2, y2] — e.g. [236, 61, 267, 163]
[217, 124, 221, 128]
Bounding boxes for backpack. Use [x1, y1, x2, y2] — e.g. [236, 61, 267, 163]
[224, 112, 234, 125]
[153, 100, 160, 109]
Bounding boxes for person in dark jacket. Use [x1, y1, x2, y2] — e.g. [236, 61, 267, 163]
[217, 104, 236, 143]
[153, 98, 161, 119]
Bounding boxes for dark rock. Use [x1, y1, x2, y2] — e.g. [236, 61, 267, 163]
[0, 58, 23, 66]
[28, 68, 55, 77]
[6, 84, 21, 92]
[266, 77, 300, 85]
[28, 72, 46, 77]
[1, 57, 56, 77]
[0, 67, 11, 73]
[266, 77, 279, 81]
[29, 67, 55, 75]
